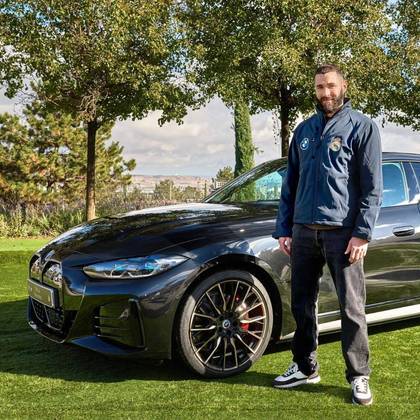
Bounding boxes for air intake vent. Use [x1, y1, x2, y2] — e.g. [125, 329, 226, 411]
[94, 299, 145, 348]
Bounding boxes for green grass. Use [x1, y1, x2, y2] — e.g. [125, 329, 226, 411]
[1, 241, 419, 419]
[0, 238, 51, 252]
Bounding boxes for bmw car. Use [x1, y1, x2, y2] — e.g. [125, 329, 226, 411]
[27, 152, 420, 378]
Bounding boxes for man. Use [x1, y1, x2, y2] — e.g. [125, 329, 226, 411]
[271, 64, 383, 406]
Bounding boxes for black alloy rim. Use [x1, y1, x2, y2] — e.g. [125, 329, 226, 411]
[189, 279, 268, 372]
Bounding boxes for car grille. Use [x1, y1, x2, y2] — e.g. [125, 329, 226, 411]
[93, 299, 145, 348]
[29, 257, 77, 338]
[31, 298, 65, 330]
[29, 296, 76, 338]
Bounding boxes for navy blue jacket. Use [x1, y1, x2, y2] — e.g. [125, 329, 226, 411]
[272, 100, 383, 241]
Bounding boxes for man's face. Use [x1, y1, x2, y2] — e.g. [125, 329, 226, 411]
[315, 71, 347, 116]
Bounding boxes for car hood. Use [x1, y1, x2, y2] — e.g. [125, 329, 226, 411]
[36, 202, 275, 264]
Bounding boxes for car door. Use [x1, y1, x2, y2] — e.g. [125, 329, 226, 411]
[363, 160, 420, 312]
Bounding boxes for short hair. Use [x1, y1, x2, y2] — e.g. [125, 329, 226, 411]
[315, 64, 345, 79]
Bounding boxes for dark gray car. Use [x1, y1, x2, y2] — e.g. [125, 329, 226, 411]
[28, 152, 420, 378]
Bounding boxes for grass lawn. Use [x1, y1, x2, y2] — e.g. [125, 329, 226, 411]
[0, 238, 52, 252]
[1, 239, 419, 419]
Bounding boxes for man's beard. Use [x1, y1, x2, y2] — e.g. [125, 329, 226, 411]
[316, 89, 345, 115]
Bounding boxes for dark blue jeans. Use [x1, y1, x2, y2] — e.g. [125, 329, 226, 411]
[290, 223, 370, 382]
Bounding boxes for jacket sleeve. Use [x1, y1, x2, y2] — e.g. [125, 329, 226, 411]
[272, 132, 300, 239]
[352, 120, 383, 241]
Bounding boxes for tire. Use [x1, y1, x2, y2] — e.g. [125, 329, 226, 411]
[176, 270, 273, 378]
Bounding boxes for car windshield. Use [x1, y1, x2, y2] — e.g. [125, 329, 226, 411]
[204, 158, 287, 204]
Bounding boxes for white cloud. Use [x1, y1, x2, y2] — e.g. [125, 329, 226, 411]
[114, 98, 419, 176]
[0, 104, 14, 114]
[205, 143, 229, 154]
[112, 98, 288, 176]
[0, 91, 18, 114]
[159, 143, 177, 152]
[1, 89, 419, 176]
[112, 98, 237, 176]
[377, 122, 420, 154]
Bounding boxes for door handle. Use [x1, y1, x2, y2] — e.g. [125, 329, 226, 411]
[392, 226, 415, 237]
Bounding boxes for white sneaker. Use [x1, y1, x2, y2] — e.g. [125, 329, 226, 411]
[351, 376, 373, 406]
[273, 362, 320, 389]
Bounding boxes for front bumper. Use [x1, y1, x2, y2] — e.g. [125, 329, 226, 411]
[28, 256, 200, 359]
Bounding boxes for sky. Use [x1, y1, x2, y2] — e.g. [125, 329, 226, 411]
[1, 92, 419, 177]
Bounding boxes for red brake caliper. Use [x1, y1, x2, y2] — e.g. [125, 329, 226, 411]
[235, 295, 249, 331]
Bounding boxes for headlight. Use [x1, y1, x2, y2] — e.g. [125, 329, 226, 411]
[83, 255, 188, 279]
[43, 263, 63, 288]
[30, 257, 42, 280]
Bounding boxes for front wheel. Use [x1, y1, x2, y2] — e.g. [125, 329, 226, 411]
[176, 270, 273, 378]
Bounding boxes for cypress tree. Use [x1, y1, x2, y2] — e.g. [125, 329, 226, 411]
[233, 101, 256, 201]
[234, 101, 254, 177]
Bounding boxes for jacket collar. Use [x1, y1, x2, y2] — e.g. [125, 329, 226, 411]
[316, 98, 351, 124]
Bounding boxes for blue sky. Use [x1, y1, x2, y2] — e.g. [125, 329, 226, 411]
[1, 93, 419, 177]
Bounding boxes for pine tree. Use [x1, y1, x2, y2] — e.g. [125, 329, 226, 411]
[0, 102, 135, 207]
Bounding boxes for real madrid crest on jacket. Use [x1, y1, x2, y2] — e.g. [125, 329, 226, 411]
[272, 99, 383, 241]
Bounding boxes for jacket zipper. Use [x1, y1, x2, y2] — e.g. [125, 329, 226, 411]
[312, 118, 333, 222]
[311, 103, 349, 223]
[312, 137, 322, 223]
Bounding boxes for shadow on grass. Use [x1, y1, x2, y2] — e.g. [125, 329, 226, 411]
[1, 299, 193, 383]
[1, 298, 419, 387]
[219, 370, 350, 401]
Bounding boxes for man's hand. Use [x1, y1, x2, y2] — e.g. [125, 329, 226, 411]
[344, 237, 368, 264]
[278, 237, 292, 257]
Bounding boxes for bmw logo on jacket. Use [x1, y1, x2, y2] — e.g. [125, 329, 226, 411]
[272, 99, 383, 242]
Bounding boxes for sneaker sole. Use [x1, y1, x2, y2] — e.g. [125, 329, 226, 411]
[273, 375, 321, 389]
[352, 396, 373, 406]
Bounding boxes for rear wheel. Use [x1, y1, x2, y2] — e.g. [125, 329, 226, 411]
[176, 270, 273, 378]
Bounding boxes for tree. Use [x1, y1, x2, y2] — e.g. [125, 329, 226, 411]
[234, 101, 254, 177]
[212, 166, 234, 195]
[180, 185, 202, 201]
[385, 0, 419, 130]
[0, 102, 135, 207]
[179, 0, 418, 156]
[1, 1, 197, 219]
[153, 179, 181, 201]
[215, 166, 234, 183]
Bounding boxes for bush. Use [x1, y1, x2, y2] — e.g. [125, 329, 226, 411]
[0, 206, 85, 238]
[0, 190, 191, 238]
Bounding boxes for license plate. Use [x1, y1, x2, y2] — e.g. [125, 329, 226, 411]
[28, 279, 56, 308]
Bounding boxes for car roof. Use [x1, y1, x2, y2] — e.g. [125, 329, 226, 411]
[267, 152, 420, 166]
[382, 152, 420, 162]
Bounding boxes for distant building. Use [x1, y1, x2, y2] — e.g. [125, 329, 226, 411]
[213, 179, 229, 189]
[128, 175, 213, 194]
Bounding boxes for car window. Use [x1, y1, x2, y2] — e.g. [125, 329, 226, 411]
[403, 162, 420, 202]
[410, 162, 420, 193]
[382, 162, 409, 207]
[206, 163, 287, 204]
[223, 169, 286, 203]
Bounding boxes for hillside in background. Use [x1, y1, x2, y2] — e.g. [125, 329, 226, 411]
[130, 175, 213, 194]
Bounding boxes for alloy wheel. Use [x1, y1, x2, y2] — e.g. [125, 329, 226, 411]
[188, 279, 269, 372]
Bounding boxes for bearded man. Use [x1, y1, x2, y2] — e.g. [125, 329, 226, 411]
[271, 64, 383, 406]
